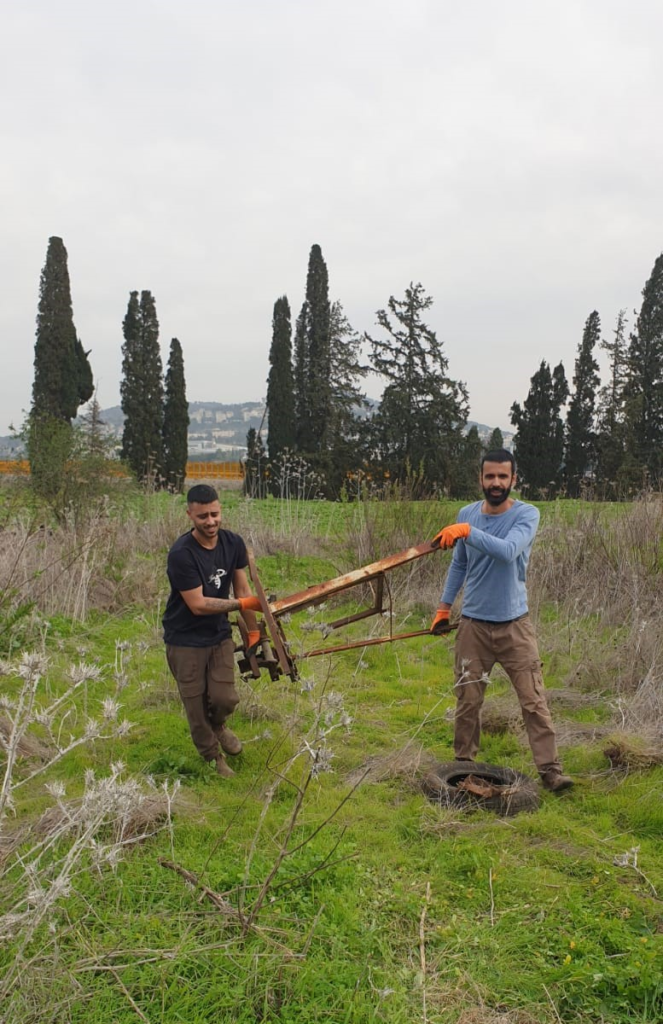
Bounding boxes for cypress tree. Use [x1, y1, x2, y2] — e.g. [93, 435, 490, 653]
[292, 245, 332, 458]
[162, 338, 189, 492]
[366, 282, 468, 492]
[120, 290, 164, 484]
[293, 300, 310, 450]
[266, 296, 295, 460]
[510, 361, 568, 498]
[305, 244, 331, 453]
[32, 236, 94, 421]
[624, 253, 663, 482]
[486, 427, 504, 451]
[565, 311, 601, 497]
[29, 236, 94, 494]
[451, 425, 484, 499]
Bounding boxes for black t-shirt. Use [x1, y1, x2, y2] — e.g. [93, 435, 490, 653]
[162, 529, 248, 647]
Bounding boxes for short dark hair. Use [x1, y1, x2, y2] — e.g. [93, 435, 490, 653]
[187, 484, 219, 505]
[481, 449, 516, 474]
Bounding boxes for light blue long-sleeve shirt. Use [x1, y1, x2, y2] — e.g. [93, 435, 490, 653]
[441, 500, 540, 621]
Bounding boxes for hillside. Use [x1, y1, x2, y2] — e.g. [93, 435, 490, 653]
[0, 402, 514, 459]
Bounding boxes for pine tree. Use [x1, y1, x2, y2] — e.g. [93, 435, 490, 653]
[266, 296, 295, 460]
[366, 282, 468, 492]
[325, 301, 367, 493]
[162, 338, 189, 492]
[510, 361, 568, 498]
[624, 253, 663, 482]
[595, 309, 629, 495]
[244, 427, 266, 497]
[78, 394, 109, 459]
[565, 311, 601, 497]
[120, 290, 164, 484]
[292, 245, 331, 457]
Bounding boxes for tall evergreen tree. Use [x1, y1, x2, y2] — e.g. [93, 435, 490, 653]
[120, 290, 164, 484]
[29, 236, 94, 495]
[162, 338, 189, 492]
[510, 361, 568, 498]
[366, 282, 469, 492]
[292, 245, 331, 457]
[564, 311, 601, 497]
[451, 425, 484, 499]
[623, 252, 663, 482]
[325, 300, 367, 493]
[244, 427, 266, 498]
[31, 236, 93, 422]
[486, 427, 504, 451]
[595, 309, 629, 494]
[266, 296, 295, 460]
[293, 300, 310, 450]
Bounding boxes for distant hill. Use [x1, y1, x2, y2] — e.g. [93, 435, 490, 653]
[0, 402, 513, 459]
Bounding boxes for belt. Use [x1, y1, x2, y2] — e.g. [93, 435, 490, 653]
[461, 613, 528, 626]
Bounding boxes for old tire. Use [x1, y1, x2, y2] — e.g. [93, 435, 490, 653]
[421, 760, 540, 817]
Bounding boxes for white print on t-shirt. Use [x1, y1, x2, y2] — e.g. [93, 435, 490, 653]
[208, 568, 227, 589]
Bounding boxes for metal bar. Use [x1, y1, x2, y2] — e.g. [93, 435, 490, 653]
[299, 624, 458, 659]
[326, 574, 385, 629]
[246, 548, 297, 680]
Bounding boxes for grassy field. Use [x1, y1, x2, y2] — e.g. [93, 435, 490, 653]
[1, 486, 662, 1023]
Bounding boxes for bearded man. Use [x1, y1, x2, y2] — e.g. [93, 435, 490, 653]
[430, 449, 573, 792]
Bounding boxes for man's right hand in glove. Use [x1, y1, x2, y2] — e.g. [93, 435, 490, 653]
[238, 596, 262, 612]
[430, 608, 453, 634]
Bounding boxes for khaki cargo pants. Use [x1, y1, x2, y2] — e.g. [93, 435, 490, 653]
[166, 639, 239, 762]
[453, 614, 561, 773]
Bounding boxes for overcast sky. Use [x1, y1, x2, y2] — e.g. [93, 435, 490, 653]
[2, 0, 661, 435]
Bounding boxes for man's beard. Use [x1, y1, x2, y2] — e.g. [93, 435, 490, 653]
[483, 485, 511, 507]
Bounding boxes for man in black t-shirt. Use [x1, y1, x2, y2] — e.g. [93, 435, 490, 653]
[163, 484, 262, 777]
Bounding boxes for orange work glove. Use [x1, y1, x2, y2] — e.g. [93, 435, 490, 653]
[431, 522, 471, 550]
[246, 630, 261, 654]
[238, 595, 262, 612]
[430, 609, 452, 635]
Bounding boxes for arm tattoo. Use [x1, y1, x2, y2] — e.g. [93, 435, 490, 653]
[201, 597, 240, 614]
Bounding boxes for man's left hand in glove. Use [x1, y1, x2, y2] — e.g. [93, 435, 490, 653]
[431, 522, 471, 549]
[430, 608, 454, 634]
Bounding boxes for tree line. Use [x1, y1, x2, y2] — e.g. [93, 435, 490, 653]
[255, 244, 478, 499]
[511, 251, 663, 498]
[28, 237, 189, 502]
[27, 236, 663, 504]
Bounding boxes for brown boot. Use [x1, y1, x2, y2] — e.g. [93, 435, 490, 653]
[540, 769, 574, 792]
[218, 725, 243, 756]
[212, 753, 235, 778]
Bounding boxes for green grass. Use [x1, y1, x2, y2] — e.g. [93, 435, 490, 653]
[2, 493, 662, 1023]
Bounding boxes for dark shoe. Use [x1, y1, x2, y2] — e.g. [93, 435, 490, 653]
[218, 725, 243, 756]
[213, 753, 235, 778]
[455, 757, 475, 763]
[540, 770, 574, 792]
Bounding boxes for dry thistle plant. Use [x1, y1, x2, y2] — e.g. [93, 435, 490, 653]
[0, 648, 183, 1013]
[0, 651, 133, 820]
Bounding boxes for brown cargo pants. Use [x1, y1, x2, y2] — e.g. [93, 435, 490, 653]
[453, 614, 561, 773]
[166, 639, 239, 762]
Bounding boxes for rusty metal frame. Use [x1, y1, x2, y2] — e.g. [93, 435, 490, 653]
[245, 541, 454, 681]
